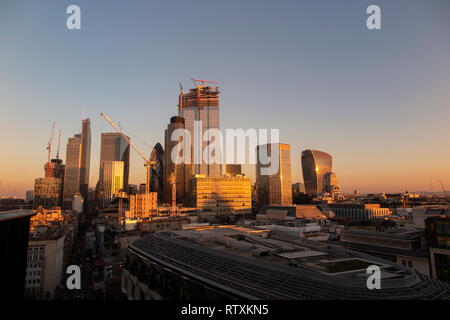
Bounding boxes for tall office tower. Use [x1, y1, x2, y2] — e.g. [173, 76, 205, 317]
[44, 159, 65, 179]
[99, 160, 124, 207]
[256, 143, 292, 207]
[79, 118, 91, 200]
[149, 143, 164, 201]
[100, 133, 130, 191]
[323, 172, 341, 195]
[164, 116, 186, 204]
[178, 83, 221, 180]
[225, 164, 242, 177]
[301, 149, 332, 196]
[63, 134, 82, 209]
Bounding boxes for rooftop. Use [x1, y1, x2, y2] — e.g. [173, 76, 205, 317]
[0, 209, 35, 222]
[128, 225, 450, 299]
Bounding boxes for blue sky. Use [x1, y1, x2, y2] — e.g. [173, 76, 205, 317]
[1, 0, 450, 196]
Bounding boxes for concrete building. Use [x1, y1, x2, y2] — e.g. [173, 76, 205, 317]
[34, 177, 62, 209]
[26, 190, 34, 204]
[100, 133, 130, 192]
[0, 210, 35, 299]
[323, 172, 341, 196]
[339, 228, 430, 276]
[100, 160, 124, 208]
[425, 216, 450, 283]
[256, 143, 292, 207]
[328, 203, 391, 220]
[128, 193, 158, 219]
[63, 134, 82, 209]
[25, 225, 69, 299]
[301, 149, 332, 196]
[178, 84, 221, 180]
[190, 175, 252, 214]
[259, 205, 328, 221]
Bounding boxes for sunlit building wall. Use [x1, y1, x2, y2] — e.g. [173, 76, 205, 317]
[34, 177, 62, 209]
[256, 143, 292, 207]
[79, 118, 92, 200]
[301, 149, 332, 196]
[190, 175, 252, 213]
[129, 193, 158, 219]
[100, 160, 124, 207]
[100, 133, 130, 191]
[63, 134, 82, 208]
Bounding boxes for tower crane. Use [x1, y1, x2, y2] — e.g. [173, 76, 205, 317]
[46, 122, 56, 178]
[56, 130, 62, 160]
[100, 113, 155, 209]
[438, 179, 448, 196]
[191, 78, 219, 88]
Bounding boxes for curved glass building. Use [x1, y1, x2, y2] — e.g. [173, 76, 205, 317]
[301, 149, 332, 196]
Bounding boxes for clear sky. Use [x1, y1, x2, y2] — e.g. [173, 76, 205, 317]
[1, 0, 449, 197]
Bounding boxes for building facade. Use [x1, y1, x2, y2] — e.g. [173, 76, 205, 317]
[256, 143, 292, 207]
[190, 175, 252, 213]
[100, 160, 124, 208]
[301, 149, 333, 196]
[34, 177, 62, 209]
[79, 118, 92, 201]
[128, 193, 158, 219]
[100, 133, 130, 192]
[63, 134, 82, 209]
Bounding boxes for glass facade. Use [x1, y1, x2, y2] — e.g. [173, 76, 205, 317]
[100, 133, 130, 190]
[301, 149, 332, 196]
[63, 134, 81, 207]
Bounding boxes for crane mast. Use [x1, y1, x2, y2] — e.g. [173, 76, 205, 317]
[46, 122, 56, 178]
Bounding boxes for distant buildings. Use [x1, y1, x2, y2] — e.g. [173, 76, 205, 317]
[327, 203, 391, 220]
[190, 175, 252, 214]
[256, 143, 292, 207]
[0, 210, 35, 299]
[63, 134, 82, 209]
[301, 149, 332, 196]
[99, 161, 124, 208]
[100, 133, 130, 192]
[26, 190, 34, 204]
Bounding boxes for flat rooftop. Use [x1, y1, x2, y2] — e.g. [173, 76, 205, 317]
[0, 209, 35, 222]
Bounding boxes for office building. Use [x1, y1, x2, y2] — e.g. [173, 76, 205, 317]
[149, 143, 164, 201]
[100, 133, 130, 191]
[425, 216, 450, 283]
[164, 116, 187, 204]
[190, 175, 252, 213]
[34, 177, 62, 209]
[0, 210, 35, 299]
[79, 118, 91, 200]
[178, 84, 221, 180]
[129, 193, 158, 219]
[26, 190, 34, 204]
[327, 203, 391, 220]
[63, 134, 82, 209]
[301, 149, 333, 196]
[100, 161, 124, 208]
[256, 143, 292, 207]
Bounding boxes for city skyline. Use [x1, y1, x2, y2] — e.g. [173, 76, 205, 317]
[1, 0, 450, 196]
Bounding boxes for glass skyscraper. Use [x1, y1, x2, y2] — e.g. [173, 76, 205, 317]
[63, 134, 81, 208]
[100, 133, 130, 191]
[256, 143, 292, 207]
[301, 149, 333, 196]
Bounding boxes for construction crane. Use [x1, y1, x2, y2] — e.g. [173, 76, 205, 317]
[191, 78, 218, 88]
[100, 113, 155, 200]
[46, 122, 56, 178]
[438, 179, 448, 196]
[56, 130, 62, 160]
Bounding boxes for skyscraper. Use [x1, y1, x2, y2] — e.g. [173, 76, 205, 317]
[301, 149, 332, 196]
[99, 160, 124, 207]
[164, 116, 187, 204]
[100, 133, 130, 191]
[79, 118, 91, 200]
[178, 83, 221, 180]
[63, 134, 82, 208]
[256, 143, 292, 207]
[149, 143, 164, 201]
